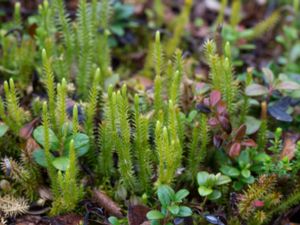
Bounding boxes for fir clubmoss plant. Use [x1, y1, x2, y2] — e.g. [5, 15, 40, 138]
[134, 94, 152, 192]
[50, 140, 84, 215]
[187, 114, 209, 180]
[115, 85, 135, 189]
[0, 78, 26, 135]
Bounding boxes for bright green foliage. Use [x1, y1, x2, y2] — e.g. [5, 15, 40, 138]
[115, 85, 135, 189]
[53, 0, 74, 73]
[72, 104, 79, 135]
[134, 94, 152, 192]
[98, 0, 112, 81]
[165, 0, 192, 57]
[42, 102, 59, 196]
[42, 49, 56, 130]
[246, 10, 280, 40]
[188, 114, 209, 180]
[154, 75, 163, 121]
[85, 68, 100, 139]
[169, 50, 184, 104]
[77, 0, 93, 97]
[230, 0, 241, 27]
[204, 40, 238, 115]
[154, 31, 164, 77]
[98, 86, 117, 179]
[167, 100, 182, 169]
[146, 185, 192, 224]
[155, 121, 177, 185]
[50, 140, 84, 215]
[0, 78, 26, 134]
[197, 171, 231, 201]
[216, 0, 228, 25]
[56, 78, 67, 138]
[13, 2, 22, 28]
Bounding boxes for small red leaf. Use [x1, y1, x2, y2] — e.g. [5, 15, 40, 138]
[218, 116, 232, 133]
[213, 135, 223, 148]
[280, 133, 300, 160]
[241, 139, 257, 147]
[216, 101, 227, 115]
[229, 142, 241, 157]
[208, 117, 219, 126]
[19, 118, 39, 139]
[210, 90, 221, 107]
[235, 125, 247, 141]
[203, 98, 210, 107]
[252, 200, 264, 208]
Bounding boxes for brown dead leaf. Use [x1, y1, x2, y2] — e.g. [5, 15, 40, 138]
[280, 133, 300, 160]
[25, 138, 40, 153]
[19, 118, 39, 139]
[128, 204, 150, 225]
[92, 189, 123, 218]
[53, 214, 82, 225]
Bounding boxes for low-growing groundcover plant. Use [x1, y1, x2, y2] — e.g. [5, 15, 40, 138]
[1, 0, 300, 225]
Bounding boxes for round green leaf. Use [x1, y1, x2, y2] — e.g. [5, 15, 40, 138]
[0, 123, 9, 137]
[208, 190, 222, 200]
[146, 210, 165, 220]
[33, 126, 59, 150]
[198, 186, 213, 196]
[168, 205, 180, 215]
[64, 133, 90, 157]
[215, 175, 231, 186]
[108, 216, 120, 225]
[157, 185, 174, 206]
[241, 169, 251, 178]
[220, 166, 240, 178]
[33, 148, 50, 167]
[177, 206, 192, 217]
[245, 116, 261, 135]
[175, 189, 189, 202]
[197, 171, 210, 185]
[52, 156, 70, 171]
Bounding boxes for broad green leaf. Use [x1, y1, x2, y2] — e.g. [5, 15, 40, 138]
[168, 205, 180, 215]
[215, 175, 231, 185]
[33, 148, 51, 167]
[197, 171, 210, 185]
[108, 216, 120, 225]
[245, 84, 268, 96]
[64, 133, 89, 156]
[177, 206, 192, 217]
[242, 175, 255, 184]
[241, 169, 251, 178]
[233, 181, 244, 190]
[198, 186, 213, 196]
[208, 190, 221, 200]
[52, 156, 70, 171]
[33, 126, 59, 150]
[238, 150, 250, 168]
[147, 210, 165, 220]
[157, 185, 174, 206]
[220, 166, 240, 178]
[0, 123, 8, 137]
[175, 189, 189, 202]
[245, 116, 261, 135]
